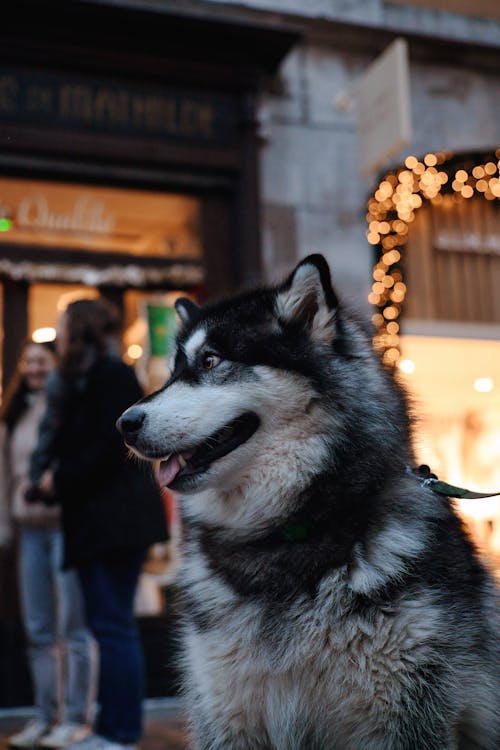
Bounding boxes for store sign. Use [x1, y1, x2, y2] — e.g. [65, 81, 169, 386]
[357, 39, 412, 176]
[15, 194, 115, 236]
[0, 67, 236, 146]
[0, 177, 202, 259]
[435, 229, 500, 254]
[433, 196, 500, 255]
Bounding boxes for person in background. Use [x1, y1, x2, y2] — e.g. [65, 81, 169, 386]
[39, 299, 168, 750]
[0, 339, 95, 750]
[27, 365, 68, 504]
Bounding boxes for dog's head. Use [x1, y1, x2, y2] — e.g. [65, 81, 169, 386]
[117, 255, 405, 517]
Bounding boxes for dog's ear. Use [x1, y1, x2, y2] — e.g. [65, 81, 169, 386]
[275, 254, 339, 341]
[175, 297, 201, 328]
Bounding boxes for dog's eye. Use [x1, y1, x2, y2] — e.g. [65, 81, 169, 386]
[202, 353, 221, 370]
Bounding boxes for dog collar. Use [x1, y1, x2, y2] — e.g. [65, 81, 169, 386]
[280, 522, 311, 542]
[279, 467, 500, 545]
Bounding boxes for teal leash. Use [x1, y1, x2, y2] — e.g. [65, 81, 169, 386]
[423, 477, 500, 500]
[413, 465, 500, 499]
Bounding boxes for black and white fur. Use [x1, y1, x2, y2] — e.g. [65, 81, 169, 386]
[118, 255, 500, 750]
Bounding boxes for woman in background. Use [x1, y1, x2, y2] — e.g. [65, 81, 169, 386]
[0, 340, 95, 750]
[39, 299, 168, 750]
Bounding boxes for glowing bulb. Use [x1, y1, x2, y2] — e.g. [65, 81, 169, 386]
[474, 377, 494, 393]
[384, 348, 400, 363]
[127, 344, 143, 360]
[32, 327, 56, 343]
[383, 306, 399, 320]
[404, 156, 418, 169]
[399, 359, 415, 374]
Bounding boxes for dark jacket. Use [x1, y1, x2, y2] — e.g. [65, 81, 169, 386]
[29, 369, 67, 483]
[53, 355, 168, 568]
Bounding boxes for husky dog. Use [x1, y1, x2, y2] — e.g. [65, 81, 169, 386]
[118, 255, 499, 750]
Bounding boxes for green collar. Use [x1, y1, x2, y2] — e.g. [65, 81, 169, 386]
[280, 522, 312, 542]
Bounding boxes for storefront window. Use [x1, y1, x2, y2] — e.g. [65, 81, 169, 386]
[399, 334, 500, 576]
[28, 284, 99, 342]
[0, 176, 204, 634]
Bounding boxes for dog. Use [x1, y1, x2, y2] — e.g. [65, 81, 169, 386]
[118, 254, 500, 750]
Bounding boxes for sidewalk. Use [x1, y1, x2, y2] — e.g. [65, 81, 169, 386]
[0, 700, 189, 750]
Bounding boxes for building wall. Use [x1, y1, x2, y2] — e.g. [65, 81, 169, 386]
[201, 0, 500, 310]
[258, 42, 374, 305]
[202, 0, 500, 46]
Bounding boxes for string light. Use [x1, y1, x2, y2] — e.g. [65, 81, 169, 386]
[367, 150, 500, 366]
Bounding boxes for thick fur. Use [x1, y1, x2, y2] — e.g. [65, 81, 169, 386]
[120, 255, 500, 750]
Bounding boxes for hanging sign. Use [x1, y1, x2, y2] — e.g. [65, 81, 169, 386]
[357, 38, 412, 176]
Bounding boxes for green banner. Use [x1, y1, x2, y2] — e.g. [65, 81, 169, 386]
[146, 304, 177, 358]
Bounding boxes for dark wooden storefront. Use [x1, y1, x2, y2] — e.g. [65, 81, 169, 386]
[0, 0, 299, 705]
[0, 0, 299, 388]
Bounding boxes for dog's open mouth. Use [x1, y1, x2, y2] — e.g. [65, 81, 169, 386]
[157, 411, 260, 489]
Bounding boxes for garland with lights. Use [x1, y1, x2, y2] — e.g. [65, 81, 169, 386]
[0, 258, 204, 287]
[367, 149, 500, 366]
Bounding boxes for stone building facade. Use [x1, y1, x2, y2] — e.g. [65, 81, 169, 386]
[203, 0, 500, 308]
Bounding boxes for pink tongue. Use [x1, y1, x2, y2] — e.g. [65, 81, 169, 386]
[157, 456, 182, 487]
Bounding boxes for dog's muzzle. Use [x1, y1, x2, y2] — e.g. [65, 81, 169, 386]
[116, 406, 145, 446]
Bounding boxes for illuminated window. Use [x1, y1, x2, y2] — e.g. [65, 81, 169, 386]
[28, 284, 99, 340]
[401, 335, 500, 572]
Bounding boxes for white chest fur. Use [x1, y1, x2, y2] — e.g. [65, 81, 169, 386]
[180, 544, 444, 750]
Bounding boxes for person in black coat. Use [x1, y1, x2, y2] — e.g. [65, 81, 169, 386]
[39, 299, 168, 750]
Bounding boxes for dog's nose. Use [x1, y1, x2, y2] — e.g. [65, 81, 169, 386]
[116, 407, 146, 442]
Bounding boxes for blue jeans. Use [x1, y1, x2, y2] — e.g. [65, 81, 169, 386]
[18, 527, 96, 724]
[77, 549, 146, 743]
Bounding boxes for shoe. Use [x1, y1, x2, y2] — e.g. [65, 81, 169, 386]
[65, 735, 137, 750]
[8, 719, 50, 749]
[40, 723, 91, 749]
